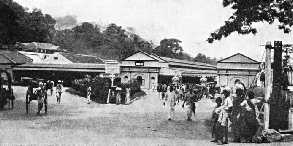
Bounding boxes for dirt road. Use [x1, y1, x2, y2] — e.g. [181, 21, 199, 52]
[0, 86, 292, 146]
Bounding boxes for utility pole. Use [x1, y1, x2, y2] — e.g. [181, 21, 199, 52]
[265, 41, 273, 130]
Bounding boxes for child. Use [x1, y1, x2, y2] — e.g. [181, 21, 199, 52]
[211, 97, 222, 139]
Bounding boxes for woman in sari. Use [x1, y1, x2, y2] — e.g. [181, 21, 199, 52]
[240, 91, 259, 142]
[231, 88, 245, 142]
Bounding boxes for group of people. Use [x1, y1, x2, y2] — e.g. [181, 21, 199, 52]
[157, 83, 201, 121]
[34, 80, 63, 114]
[211, 80, 260, 145]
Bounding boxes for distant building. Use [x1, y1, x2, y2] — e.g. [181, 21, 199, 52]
[13, 42, 105, 86]
[120, 50, 217, 89]
[217, 53, 260, 88]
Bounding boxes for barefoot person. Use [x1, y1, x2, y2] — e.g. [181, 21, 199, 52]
[213, 86, 233, 145]
[211, 97, 222, 139]
[182, 89, 196, 121]
[163, 85, 177, 121]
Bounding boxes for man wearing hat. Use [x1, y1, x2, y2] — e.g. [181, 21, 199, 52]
[212, 86, 233, 145]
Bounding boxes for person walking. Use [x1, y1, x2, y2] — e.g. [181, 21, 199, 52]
[163, 85, 177, 121]
[213, 86, 233, 145]
[182, 88, 196, 121]
[87, 84, 92, 104]
[56, 80, 63, 103]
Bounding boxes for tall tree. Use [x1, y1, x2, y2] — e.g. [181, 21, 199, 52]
[0, 0, 25, 44]
[153, 38, 183, 59]
[207, 0, 293, 43]
[0, 1, 55, 44]
[19, 8, 56, 42]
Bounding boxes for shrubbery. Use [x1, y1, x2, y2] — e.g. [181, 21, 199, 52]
[70, 76, 144, 104]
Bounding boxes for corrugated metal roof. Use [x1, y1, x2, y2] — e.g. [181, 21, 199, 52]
[21, 42, 60, 50]
[16, 63, 105, 69]
[18, 51, 73, 64]
[159, 56, 217, 69]
[60, 52, 104, 64]
[0, 50, 30, 64]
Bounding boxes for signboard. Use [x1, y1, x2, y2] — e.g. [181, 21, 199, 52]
[105, 61, 120, 74]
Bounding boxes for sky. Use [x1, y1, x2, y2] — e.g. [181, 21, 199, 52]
[14, 0, 293, 61]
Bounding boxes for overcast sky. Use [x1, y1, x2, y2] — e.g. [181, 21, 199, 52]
[14, 0, 293, 61]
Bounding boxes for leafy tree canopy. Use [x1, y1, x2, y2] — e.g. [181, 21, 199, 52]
[207, 0, 293, 43]
[153, 38, 184, 59]
[0, 0, 55, 44]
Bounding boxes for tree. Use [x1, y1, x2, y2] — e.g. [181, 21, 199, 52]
[207, 0, 293, 43]
[0, 0, 25, 44]
[193, 53, 217, 65]
[153, 38, 183, 59]
[19, 8, 56, 42]
[0, 1, 55, 44]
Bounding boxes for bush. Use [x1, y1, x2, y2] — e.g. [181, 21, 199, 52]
[91, 77, 110, 103]
[70, 77, 143, 104]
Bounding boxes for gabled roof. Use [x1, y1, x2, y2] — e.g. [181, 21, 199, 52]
[217, 53, 259, 63]
[0, 51, 31, 65]
[121, 50, 159, 61]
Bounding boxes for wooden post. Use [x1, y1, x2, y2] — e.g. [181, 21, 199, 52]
[265, 41, 272, 130]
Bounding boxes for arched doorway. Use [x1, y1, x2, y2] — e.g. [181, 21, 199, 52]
[137, 76, 143, 86]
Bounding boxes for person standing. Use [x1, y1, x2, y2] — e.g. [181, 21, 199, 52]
[211, 97, 223, 139]
[87, 84, 92, 104]
[240, 91, 259, 142]
[125, 87, 131, 104]
[157, 83, 162, 100]
[116, 85, 122, 105]
[182, 89, 196, 121]
[50, 80, 54, 96]
[231, 87, 245, 143]
[36, 82, 44, 115]
[233, 79, 246, 94]
[56, 80, 63, 103]
[151, 83, 156, 92]
[162, 83, 168, 100]
[214, 86, 233, 145]
[163, 86, 177, 121]
[175, 86, 183, 105]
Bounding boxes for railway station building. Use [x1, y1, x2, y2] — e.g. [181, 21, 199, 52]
[7, 42, 261, 89]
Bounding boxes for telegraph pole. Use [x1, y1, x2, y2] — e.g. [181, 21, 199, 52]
[265, 41, 272, 129]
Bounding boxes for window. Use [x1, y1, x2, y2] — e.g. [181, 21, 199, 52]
[135, 61, 144, 66]
[54, 57, 58, 60]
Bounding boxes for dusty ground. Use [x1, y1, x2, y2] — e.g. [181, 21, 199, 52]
[0, 86, 292, 146]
